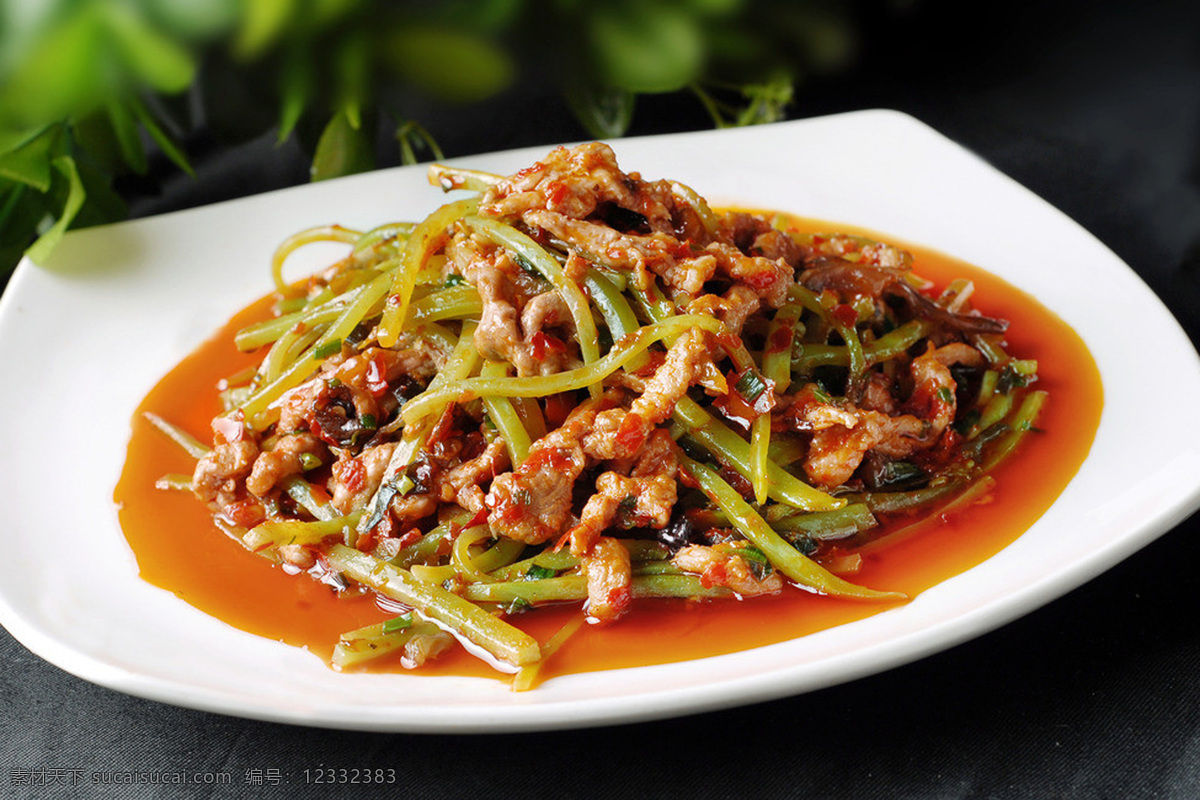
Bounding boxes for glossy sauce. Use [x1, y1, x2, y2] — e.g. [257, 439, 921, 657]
[114, 219, 1103, 685]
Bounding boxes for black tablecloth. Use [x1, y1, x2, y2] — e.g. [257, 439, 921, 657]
[4, 2, 1200, 797]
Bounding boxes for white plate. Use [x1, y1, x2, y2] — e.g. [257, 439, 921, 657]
[2, 110, 1199, 733]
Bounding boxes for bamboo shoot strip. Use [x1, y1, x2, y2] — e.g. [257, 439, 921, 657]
[488, 548, 579, 581]
[584, 269, 651, 372]
[792, 319, 930, 372]
[460, 574, 731, 605]
[788, 284, 867, 395]
[749, 303, 801, 504]
[855, 476, 998, 556]
[770, 503, 878, 540]
[427, 163, 503, 193]
[970, 391, 1014, 440]
[672, 396, 844, 512]
[981, 391, 1048, 472]
[450, 524, 526, 580]
[280, 475, 339, 522]
[271, 224, 362, 293]
[326, 545, 542, 668]
[763, 303, 801, 393]
[244, 510, 363, 550]
[392, 516, 465, 568]
[512, 614, 586, 692]
[399, 314, 729, 425]
[142, 412, 209, 459]
[748, 415, 771, 506]
[583, 269, 640, 342]
[854, 476, 971, 515]
[239, 269, 394, 428]
[679, 454, 905, 601]
[405, 283, 482, 325]
[260, 320, 324, 384]
[488, 539, 670, 582]
[352, 222, 415, 255]
[331, 615, 442, 670]
[235, 281, 376, 351]
[480, 361, 532, 466]
[669, 181, 721, 236]
[377, 196, 480, 348]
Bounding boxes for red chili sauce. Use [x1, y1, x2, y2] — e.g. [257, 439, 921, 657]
[114, 219, 1103, 685]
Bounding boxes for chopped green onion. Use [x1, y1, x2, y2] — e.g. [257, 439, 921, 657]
[525, 564, 557, 581]
[298, 452, 323, 471]
[382, 614, 414, 633]
[735, 369, 768, 403]
[312, 338, 343, 359]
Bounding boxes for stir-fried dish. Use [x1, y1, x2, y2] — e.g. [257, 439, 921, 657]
[147, 143, 1046, 686]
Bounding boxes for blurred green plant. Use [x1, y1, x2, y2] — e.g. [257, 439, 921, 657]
[0, 0, 871, 274]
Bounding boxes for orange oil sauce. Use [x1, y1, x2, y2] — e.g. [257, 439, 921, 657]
[114, 218, 1103, 685]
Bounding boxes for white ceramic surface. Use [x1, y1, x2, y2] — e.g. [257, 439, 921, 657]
[2, 110, 1198, 733]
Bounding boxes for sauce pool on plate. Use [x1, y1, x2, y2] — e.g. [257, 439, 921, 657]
[114, 218, 1103, 685]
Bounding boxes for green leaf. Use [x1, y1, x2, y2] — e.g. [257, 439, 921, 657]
[0, 8, 107, 125]
[0, 182, 29, 234]
[141, 0, 242, 41]
[565, 80, 636, 139]
[277, 89, 307, 145]
[25, 155, 86, 265]
[0, 125, 62, 191]
[421, 0, 523, 33]
[310, 0, 366, 30]
[733, 74, 794, 127]
[310, 109, 373, 182]
[276, 44, 314, 144]
[691, 73, 795, 129]
[394, 119, 443, 165]
[235, 0, 298, 59]
[102, 4, 196, 93]
[0, 182, 41, 248]
[138, 0, 241, 41]
[385, 26, 515, 103]
[588, 3, 705, 94]
[129, 98, 195, 177]
[71, 151, 129, 229]
[0, 180, 53, 275]
[680, 0, 743, 13]
[106, 101, 148, 174]
[72, 112, 123, 175]
[0, 129, 30, 156]
[334, 31, 370, 130]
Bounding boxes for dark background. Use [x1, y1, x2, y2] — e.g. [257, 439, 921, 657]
[4, 1, 1200, 797]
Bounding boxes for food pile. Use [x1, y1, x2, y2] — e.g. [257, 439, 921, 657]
[152, 143, 1043, 683]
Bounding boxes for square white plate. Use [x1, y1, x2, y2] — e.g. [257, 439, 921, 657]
[2, 110, 1199, 732]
